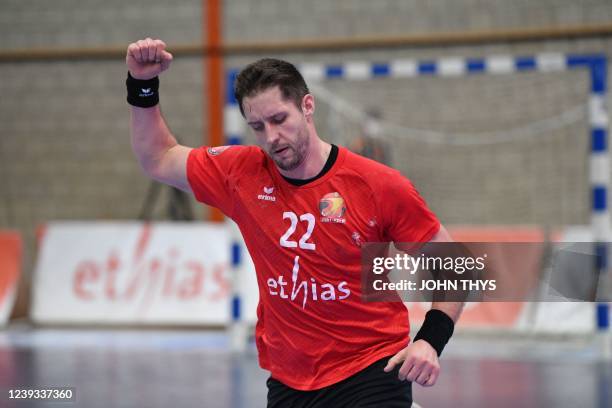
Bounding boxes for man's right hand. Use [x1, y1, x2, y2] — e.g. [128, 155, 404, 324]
[126, 38, 173, 80]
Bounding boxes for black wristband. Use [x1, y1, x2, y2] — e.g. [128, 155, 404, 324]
[126, 72, 159, 108]
[413, 309, 454, 356]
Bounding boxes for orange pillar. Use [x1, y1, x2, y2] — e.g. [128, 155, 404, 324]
[205, 0, 225, 222]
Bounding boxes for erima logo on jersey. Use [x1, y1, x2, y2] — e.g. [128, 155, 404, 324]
[319, 192, 346, 223]
[258, 186, 276, 202]
[139, 88, 154, 97]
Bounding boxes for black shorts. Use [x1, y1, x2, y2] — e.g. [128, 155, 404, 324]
[266, 355, 412, 408]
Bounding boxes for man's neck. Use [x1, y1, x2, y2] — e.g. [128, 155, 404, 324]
[279, 139, 332, 180]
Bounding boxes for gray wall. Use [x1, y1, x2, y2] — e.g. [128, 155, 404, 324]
[224, 0, 612, 41]
[1, 0, 612, 313]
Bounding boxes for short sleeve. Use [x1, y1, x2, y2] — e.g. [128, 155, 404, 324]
[186, 145, 245, 217]
[378, 171, 440, 243]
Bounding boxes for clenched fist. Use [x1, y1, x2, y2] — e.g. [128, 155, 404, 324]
[126, 38, 173, 80]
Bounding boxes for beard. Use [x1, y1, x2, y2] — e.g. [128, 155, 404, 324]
[269, 130, 309, 172]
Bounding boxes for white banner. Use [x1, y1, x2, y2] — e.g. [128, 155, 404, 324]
[32, 222, 238, 325]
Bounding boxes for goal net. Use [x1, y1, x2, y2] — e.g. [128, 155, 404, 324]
[228, 54, 610, 340]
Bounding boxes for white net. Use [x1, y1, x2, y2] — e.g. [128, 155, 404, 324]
[305, 70, 591, 227]
[301, 66, 602, 338]
[235, 63, 607, 339]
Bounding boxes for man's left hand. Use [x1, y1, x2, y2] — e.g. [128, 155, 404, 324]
[383, 340, 440, 387]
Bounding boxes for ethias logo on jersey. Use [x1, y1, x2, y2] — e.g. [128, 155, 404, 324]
[319, 192, 346, 223]
[267, 255, 350, 309]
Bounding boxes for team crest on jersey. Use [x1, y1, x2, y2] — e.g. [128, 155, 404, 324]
[319, 192, 346, 223]
[207, 145, 231, 156]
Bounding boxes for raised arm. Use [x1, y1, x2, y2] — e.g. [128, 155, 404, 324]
[126, 38, 193, 192]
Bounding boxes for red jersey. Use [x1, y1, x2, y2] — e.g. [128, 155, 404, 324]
[187, 145, 439, 390]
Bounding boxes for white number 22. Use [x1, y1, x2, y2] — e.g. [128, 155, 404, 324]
[280, 212, 316, 250]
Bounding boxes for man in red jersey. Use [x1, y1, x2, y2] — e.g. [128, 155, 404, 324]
[126, 38, 464, 407]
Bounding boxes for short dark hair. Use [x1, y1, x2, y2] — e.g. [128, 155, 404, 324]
[234, 58, 310, 117]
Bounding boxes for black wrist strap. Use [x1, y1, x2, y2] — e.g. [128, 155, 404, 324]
[126, 72, 159, 108]
[413, 309, 455, 356]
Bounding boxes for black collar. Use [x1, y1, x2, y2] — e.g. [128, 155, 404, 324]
[282, 144, 338, 186]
